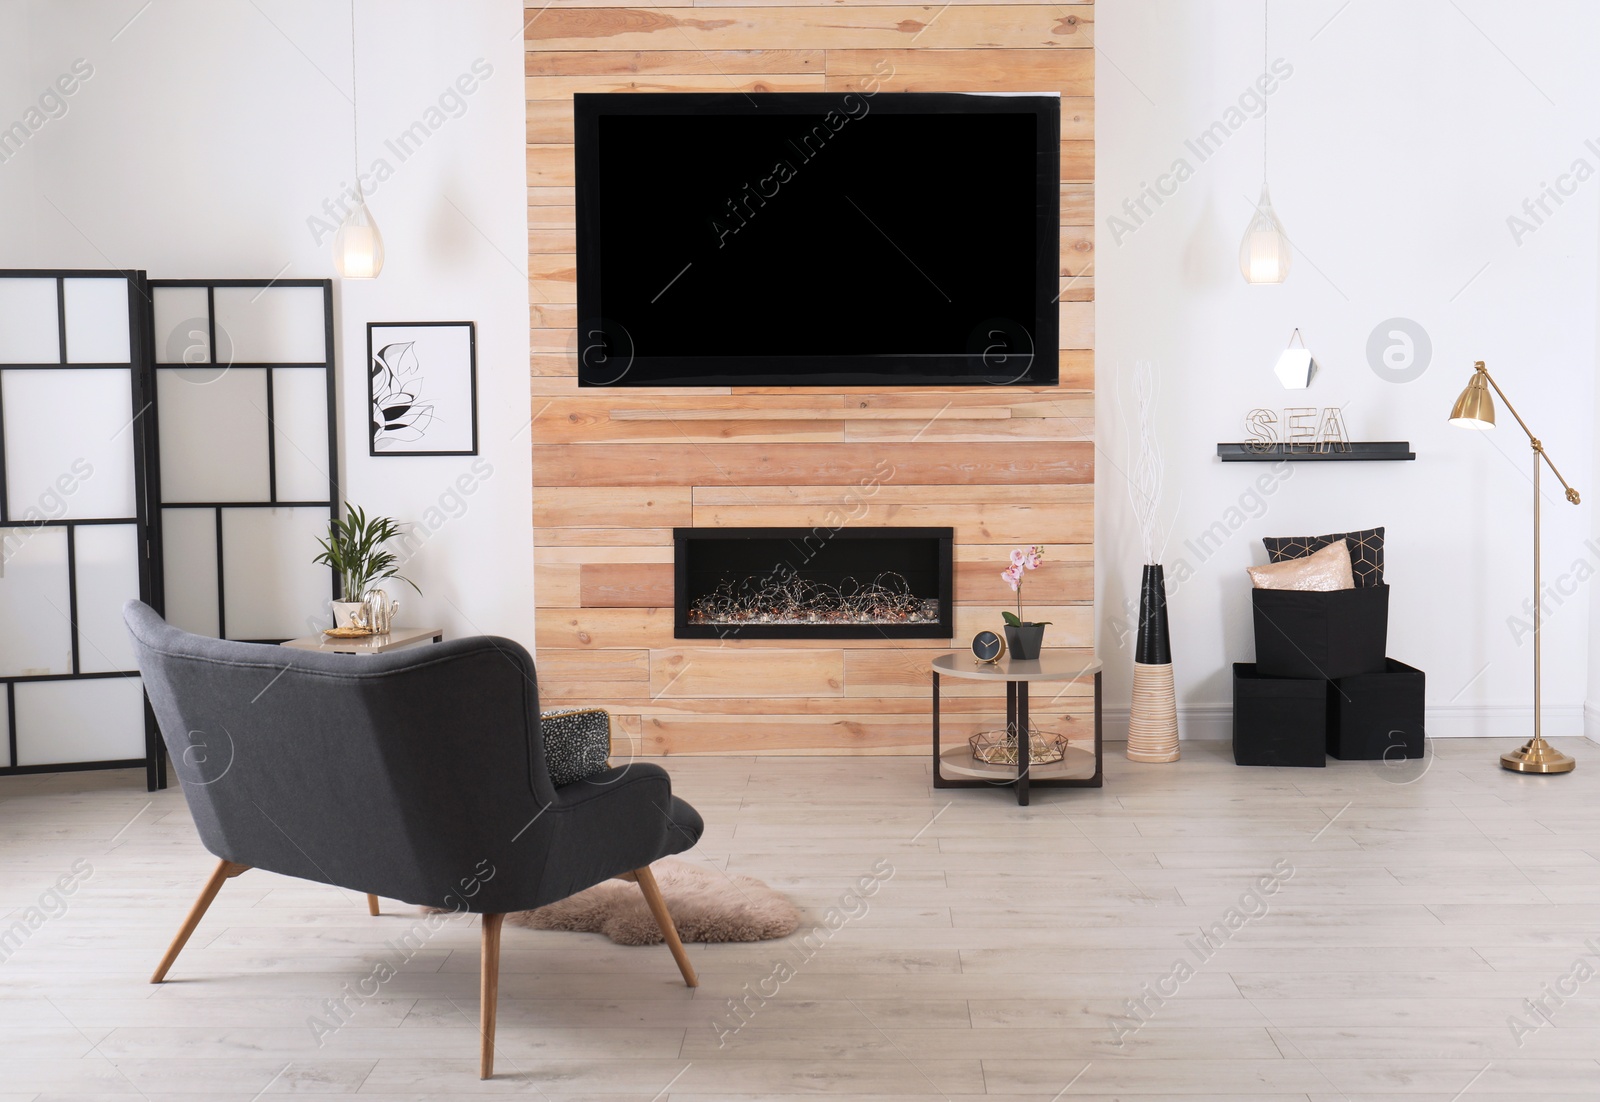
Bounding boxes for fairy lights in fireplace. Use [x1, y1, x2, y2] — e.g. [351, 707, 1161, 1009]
[686, 571, 940, 627]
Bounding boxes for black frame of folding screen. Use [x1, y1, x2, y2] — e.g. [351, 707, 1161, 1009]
[0, 269, 159, 786]
[0, 272, 340, 792]
[142, 278, 340, 789]
[148, 276, 340, 620]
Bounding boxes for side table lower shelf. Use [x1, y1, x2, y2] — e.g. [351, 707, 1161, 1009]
[937, 742, 1099, 783]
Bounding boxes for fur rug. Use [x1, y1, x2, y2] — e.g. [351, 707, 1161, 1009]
[446, 859, 801, 946]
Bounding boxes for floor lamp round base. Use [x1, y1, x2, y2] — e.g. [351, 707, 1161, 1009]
[1501, 736, 1576, 774]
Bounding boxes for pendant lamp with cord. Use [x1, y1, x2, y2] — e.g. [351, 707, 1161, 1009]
[333, 0, 383, 279]
[1240, 0, 1290, 284]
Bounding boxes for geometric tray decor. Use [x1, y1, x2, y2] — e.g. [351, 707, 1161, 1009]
[969, 729, 1068, 766]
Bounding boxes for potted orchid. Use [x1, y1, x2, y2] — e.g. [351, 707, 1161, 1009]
[1001, 545, 1050, 660]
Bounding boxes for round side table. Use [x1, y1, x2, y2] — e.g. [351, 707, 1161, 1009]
[931, 650, 1103, 805]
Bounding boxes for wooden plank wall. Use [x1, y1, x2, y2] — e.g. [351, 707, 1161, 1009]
[526, 1, 1095, 756]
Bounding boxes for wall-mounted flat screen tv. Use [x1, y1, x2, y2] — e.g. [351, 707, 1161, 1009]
[573, 92, 1060, 387]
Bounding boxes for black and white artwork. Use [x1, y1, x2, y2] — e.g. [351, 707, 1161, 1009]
[367, 321, 477, 456]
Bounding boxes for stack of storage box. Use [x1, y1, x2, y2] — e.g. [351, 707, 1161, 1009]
[1233, 584, 1425, 766]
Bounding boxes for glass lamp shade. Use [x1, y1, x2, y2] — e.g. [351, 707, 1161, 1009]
[333, 198, 384, 279]
[1449, 368, 1496, 429]
[1239, 183, 1291, 284]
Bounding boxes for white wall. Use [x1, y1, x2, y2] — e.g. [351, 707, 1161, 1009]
[1097, 1, 1600, 739]
[0, 0, 535, 648]
[0, 4, 41, 260]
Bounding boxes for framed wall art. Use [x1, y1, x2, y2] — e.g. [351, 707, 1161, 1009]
[367, 321, 478, 456]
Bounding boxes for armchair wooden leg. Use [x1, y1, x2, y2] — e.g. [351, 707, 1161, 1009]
[632, 865, 698, 988]
[366, 894, 380, 916]
[151, 858, 248, 983]
[479, 913, 505, 1080]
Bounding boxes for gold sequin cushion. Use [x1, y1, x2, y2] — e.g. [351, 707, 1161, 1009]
[1247, 538, 1355, 591]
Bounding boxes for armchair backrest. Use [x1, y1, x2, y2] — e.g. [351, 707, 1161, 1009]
[124, 601, 556, 906]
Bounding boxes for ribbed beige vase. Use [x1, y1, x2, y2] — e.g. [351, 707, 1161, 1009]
[1127, 661, 1179, 762]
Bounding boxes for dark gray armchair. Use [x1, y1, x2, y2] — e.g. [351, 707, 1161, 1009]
[124, 601, 703, 1078]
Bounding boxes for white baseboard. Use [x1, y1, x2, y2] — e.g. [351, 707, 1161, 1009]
[1105, 704, 1587, 741]
[1423, 704, 1584, 739]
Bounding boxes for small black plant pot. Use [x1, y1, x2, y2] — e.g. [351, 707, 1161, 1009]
[1004, 622, 1046, 660]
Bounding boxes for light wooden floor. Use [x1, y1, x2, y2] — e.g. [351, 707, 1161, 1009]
[3, 738, 1600, 1099]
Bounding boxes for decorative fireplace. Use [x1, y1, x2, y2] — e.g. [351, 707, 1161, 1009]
[674, 527, 954, 639]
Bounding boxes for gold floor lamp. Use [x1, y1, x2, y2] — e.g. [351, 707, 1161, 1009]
[1449, 361, 1580, 774]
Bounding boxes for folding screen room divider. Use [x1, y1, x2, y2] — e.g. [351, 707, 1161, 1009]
[0, 270, 338, 791]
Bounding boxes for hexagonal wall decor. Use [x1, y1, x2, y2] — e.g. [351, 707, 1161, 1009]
[1274, 347, 1317, 389]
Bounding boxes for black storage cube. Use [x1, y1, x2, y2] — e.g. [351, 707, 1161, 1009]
[1252, 584, 1389, 681]
[1329, 658, 1425, 760]
[1232, 663, 1327, 767]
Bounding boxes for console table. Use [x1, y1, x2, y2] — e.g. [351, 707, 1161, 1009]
[931, 651, 1103, 805]
[280, 627, 443, 655]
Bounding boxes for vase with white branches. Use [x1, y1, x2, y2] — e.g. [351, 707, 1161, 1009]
[1125, 362, 1179, 762]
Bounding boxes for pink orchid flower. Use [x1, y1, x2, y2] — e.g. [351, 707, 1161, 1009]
[1001, 545, 1051, 632]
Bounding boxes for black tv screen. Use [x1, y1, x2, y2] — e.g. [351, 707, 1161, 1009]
[574, 92, 1060, 387]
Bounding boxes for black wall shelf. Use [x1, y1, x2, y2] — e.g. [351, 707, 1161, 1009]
[1217, 442, 1415, 462]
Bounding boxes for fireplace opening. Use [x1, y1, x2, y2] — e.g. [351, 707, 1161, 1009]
[674, 527, 954, 639]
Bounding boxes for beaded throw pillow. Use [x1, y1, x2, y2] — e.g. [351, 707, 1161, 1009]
[1263, 526, 1385, 587]
[539, 708, 612, 787]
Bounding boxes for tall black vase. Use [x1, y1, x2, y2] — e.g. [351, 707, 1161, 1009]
[1135, 564, 1171, 665]
[1129, 563, 1179, 762]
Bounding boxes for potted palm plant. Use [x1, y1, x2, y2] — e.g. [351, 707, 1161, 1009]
[313, 503, 421, 629]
